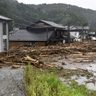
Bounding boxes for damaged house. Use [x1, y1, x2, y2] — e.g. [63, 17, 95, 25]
[0, 15, 12, 52]
[9, 20, 67, 47]
[10, 20, 89, 48]
[67, 26, 89, 42]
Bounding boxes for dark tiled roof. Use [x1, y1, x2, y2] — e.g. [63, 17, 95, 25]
[36, 20, 65, 29]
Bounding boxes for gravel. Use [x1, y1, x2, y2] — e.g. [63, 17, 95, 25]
[0, 67, 25, 96]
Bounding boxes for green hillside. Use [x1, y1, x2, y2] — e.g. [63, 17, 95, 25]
[0, 0, 96, 31]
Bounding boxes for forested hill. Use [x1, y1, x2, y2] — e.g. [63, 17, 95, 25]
[0, 0, 96, 31]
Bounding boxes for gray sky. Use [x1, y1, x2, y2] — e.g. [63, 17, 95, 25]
[17, 0, 96, 10]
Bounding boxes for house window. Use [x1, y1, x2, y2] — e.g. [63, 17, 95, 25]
[3, 22, 6, 35]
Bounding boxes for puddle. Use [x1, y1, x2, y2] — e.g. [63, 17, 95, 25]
[71, 76, 87, 85]
[87, 64, 96, 75]
[71, 75, 96, 90]
[60, 75, 96, 90]
[86, 83, 96, 91]
[58, 60, 96, 90]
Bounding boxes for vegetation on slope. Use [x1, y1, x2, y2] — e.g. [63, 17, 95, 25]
[1, 0, 96, 30]
[24, 65, 96, 96]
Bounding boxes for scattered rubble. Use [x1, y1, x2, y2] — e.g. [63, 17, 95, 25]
[0, 41, 96, 68]
[0, 41, 96, 92]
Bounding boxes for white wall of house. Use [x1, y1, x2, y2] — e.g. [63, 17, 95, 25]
[70, 31, 82, 42]
[6, 23, 9, 51]
[0, 21, 9, 52]
[0, 22, 3, 52]
[70, 31, 80, 38]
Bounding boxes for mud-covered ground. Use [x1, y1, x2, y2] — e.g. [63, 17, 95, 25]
[0, 67, 25, 96]
[0, 41, 96, 94]
[40, 54, 96, 90]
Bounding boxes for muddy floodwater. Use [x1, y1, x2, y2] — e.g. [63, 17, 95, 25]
[41, 54, 96, 90]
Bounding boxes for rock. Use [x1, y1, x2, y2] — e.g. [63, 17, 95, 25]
[62, 62, 66, 65]
[57, 66, 63, 70]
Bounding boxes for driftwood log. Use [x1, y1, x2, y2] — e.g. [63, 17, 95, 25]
[24, 55, 44, 68]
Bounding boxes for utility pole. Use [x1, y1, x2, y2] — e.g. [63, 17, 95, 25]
[67, 5, 71, 44]
[67, 24, 70, 44]
[46, 28, 48, 45]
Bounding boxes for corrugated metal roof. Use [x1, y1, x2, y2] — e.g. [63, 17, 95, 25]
[0, 15, 12, 21]
[37, 20, 65, 29]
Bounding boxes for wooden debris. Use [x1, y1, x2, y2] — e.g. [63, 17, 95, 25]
[0, 41, 96, 68]
[11, 65, 21, 69]
[24, 55, 45, 68]
[62, 62, 66, 65]
[24, 55, 39, 64]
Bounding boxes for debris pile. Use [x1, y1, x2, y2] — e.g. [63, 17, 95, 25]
[0, 41, 96, 68]
[0, 48, 58, 69]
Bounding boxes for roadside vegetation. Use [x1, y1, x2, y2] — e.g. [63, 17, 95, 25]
[24, 65, 96, 96]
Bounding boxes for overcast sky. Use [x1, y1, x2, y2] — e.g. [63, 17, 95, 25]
[17, 0, 96, 10]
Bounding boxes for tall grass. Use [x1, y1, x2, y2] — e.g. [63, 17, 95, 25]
[24, 65, 96, 96]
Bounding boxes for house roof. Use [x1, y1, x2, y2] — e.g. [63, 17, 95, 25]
[64, 26, 89, 30]
[0, 15, 12, 21]
[35, 20, 65, 29]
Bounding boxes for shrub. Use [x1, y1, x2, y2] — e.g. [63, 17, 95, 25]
[24, 65, 96, 96]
